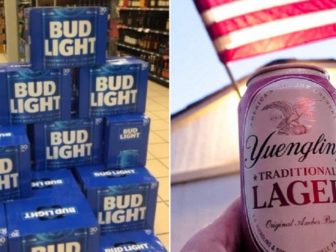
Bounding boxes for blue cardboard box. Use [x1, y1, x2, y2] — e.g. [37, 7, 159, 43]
[0, 125, 31, 202]
[26, 7, 108, 69]
[75, 166, 158, 233]
[31, 169, 82, 198]
[6, 195, 99, 252]
[78, 57, 148, 118]
[33, 118, 103, 170]
[104, 114, 150, 168]
[100, 230, 167, 252]
[0, 64, 71, 124]
[71, 68, 79, 118]
[0, 204, 8, 252]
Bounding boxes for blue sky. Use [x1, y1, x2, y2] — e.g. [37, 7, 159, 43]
[171, 0, 336, 114]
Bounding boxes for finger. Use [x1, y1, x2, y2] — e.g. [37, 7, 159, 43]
[181, 197, 242, 252]
[210, 198, 242, 251]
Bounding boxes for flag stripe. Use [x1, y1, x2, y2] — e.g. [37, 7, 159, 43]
[218, 23, 336, 62]
[201, 0, 305, 25]
[194, 0, 336, 62]
[194, 0, 234, 12]
[213, 8, 336, 52]
[207, 0, 336, 39]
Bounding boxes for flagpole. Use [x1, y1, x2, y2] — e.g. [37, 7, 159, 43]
[224, 63, 241, 98]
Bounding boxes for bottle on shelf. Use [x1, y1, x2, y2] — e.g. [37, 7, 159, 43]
[120, 0, 129, 7]
[149, 0, 156, 7]
[126, 11, 132, 26]
[162, 57, 169, 79]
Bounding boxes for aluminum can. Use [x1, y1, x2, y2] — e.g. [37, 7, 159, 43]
[239, 64, 336, 252]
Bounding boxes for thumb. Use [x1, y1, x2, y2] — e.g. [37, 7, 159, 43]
[181, 197, 242, 252]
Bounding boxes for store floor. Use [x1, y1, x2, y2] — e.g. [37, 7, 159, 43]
[0, 54, 6, 63]
[146, 80, 170, 250]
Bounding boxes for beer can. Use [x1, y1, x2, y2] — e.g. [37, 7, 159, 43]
[239, 64, 336, 252]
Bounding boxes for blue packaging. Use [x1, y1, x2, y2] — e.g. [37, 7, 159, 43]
[71, 69, 79, 118]
[31, 169, 82, 198]
[78, 57, 148, 118]
[0, 204, 8, 252]
[75, 166, 158, 233]
[6, 195, 99, 252]
[100, 230, 167, 252]
[33, 118, 103, 170]
[0, 64, 71, 124]
[26, 7, 108, 69]
[104, 114, 150, 168]
[0, 125, 31, 202]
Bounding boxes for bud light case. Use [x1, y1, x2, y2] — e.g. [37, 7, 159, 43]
[0, 204, 8, 252]
[100, 230, 167, 252]
[104, 114, 150, 168]
[26, 7, 108, 69]
[0, 125, 31, 202]
[6, 195, 100, 252]
[31, 169, 82, 199]
[75, 165, 158, 233]
[78, 57, 148, 118]
[0, 64, 71, 124]
[71, 69, 79, 118]
[33, 118, 103, 170]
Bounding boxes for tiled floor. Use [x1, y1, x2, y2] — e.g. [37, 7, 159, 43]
[146, 80, 170, 250]
[0, 54, 6, 63]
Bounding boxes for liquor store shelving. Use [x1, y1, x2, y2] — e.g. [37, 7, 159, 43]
[149, 72, 169, 85]
[117, 42, 162, 57]
[118, 7, 168, 11]
[119, 0, 169, 8]
[118, 24, 169, 36]
[117, 1, 169, 87]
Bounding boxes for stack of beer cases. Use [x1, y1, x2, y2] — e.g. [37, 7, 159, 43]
[0, 6, 166, 252]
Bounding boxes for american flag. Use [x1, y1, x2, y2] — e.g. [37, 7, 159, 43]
[195, 0, 336, 63]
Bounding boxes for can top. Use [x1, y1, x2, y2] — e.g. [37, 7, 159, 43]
[247, 63, 329, 86]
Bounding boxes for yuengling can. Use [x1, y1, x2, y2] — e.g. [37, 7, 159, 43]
[239, 64, 336, 252]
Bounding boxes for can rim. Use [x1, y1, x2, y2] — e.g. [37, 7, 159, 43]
[247, 63, 327, 85]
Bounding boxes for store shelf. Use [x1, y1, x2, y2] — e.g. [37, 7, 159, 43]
[117, 42, 165, 57]
[117, 2, 169, 88]
[118, 25, 168, 36]
[149, 73, 169, 86]
[19, 1, 32, 4]
[118, 7, 168, 11]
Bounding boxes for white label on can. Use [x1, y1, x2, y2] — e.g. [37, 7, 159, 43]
[244, 78, 336, 252]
